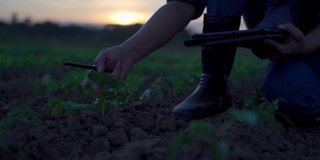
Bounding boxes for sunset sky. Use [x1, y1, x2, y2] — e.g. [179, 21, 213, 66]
[0, 0, 246, 33]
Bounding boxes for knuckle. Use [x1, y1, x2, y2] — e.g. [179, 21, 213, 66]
[296, 34, 304, 40]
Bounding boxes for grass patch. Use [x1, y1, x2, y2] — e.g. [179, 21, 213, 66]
[0, 41, 268, 86]
[0, 43, 98, 70]
[230, 48, 268, 84]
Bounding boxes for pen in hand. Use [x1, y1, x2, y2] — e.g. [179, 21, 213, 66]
[64, 61, 113, 73]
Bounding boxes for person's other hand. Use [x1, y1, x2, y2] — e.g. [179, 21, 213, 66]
[264, 23, 310, 59]
[82, 46, 134, 92]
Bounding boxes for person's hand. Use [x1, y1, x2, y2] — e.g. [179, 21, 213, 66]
[264, 23, 310, 59]
[82, 46, 134, 92]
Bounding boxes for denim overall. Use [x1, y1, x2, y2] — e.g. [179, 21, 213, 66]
[206, 0, 320, 121]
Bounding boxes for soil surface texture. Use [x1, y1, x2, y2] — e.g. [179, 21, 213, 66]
[1, 69, 320, 160]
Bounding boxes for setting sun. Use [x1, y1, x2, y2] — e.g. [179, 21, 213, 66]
[109, 12, 143, 25]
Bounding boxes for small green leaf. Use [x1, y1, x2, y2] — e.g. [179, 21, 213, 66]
[215, 141, 230, 160]
[140, 88, 151, 100]
[188, 121, 215, 138]
[52, 105, 63, 117]
[7, 107, 26, 117]
[228, 109, 260, 128]
[255, 110, 284, 131]
[0, 107, 39, 131]
[23, 109, 38, 118]
[48, 99, 62, 106]
[80, 80, 96, 86]
[0, 131, 9, 153]
[166, 135, 184, 160]
[275, 111, 293, 126]
[69, 103, 93, 110]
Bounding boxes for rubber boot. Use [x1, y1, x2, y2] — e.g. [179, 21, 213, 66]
[171, 14, 240, 121]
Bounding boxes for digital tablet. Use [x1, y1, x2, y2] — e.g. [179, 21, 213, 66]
[184, 28, 289, 47]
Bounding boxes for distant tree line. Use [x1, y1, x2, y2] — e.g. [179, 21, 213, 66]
[0, 20, 140, 41]
[0, 14, 191, 44]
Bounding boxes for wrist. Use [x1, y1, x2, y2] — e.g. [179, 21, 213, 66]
[303, 38, 319, 56]
[119, 43, 151, 64]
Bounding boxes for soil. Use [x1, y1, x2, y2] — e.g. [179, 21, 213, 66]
[1, 69, 320, 160]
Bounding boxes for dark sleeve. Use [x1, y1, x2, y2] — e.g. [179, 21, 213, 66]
[304, 49, 320, 76]
[297, 0, 320, 33]
[298, 0, 320, 75]
[309, 0, 320, 21]
[167, 0, 207, 20]
[289, 0, 301, 25]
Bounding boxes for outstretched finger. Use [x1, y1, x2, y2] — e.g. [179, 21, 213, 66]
[82, 70, 92, 89]
[112, 62, 123, 80]
[120, 64, 130, 81]
[264, 39, 284, 54]
[94, 52, 109, 73]
[279, 23, 304, 41]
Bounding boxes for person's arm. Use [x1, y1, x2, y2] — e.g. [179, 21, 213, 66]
[95, 1, 196, 74]
[83, 1, 198, 90]
[302, 24, 320, 54]
[120, 1, 196, 63]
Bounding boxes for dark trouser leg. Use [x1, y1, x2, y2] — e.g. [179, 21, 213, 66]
[262, 60, 320, 125]
[171, 14, 240, 120]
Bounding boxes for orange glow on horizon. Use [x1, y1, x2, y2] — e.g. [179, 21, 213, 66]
[107, 12, 146, 25]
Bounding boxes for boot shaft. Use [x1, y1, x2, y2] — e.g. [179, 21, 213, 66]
[201, 14, 240, 76]
[200, 14, 241, 93]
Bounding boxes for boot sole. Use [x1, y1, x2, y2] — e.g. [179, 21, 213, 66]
[171, 105, 230, 121]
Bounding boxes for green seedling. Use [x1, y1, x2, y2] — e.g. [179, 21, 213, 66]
[0, 107, 38, 131]
[37, 75, 64, 98]
[166, 121, 230, 160]
[0, 130, 9, 153]
[48, 98, 93, 127]
[36, 70, 89, 99]
[224, 108, 260, 129]
[86, 71, 140, 114]
[47, 71, 141, 122]
[150, 75, 174, 102]
[48, 98, 92, 117]
[141, 71, 199, 103]
[224, 88, 292, 131]
[168, 68, 200, 97]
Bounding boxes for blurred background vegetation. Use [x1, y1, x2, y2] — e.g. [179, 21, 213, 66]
[0, 14, 268, 93]
[0, 13, 190, 48]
